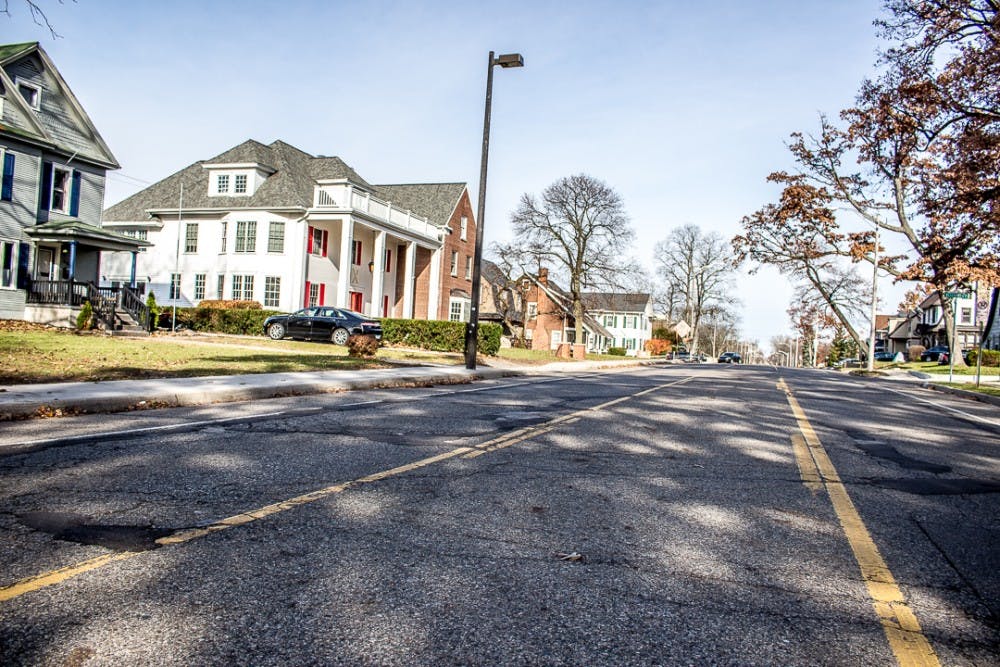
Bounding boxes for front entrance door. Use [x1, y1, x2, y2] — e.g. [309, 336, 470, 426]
[36, 247, 54, 280]
[349, 291, 363, 313]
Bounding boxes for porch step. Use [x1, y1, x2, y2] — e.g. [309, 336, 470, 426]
[109, 327, 149, 338]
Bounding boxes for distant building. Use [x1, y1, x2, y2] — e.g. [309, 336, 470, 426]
[581, 292, 654, 355]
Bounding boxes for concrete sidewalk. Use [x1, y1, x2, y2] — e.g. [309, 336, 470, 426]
[0, 358, 670, 421]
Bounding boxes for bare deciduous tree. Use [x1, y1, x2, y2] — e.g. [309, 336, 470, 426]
[1, 0, 69, 39]
[509, 174, 636, 345]
[655, 225, 735, 354]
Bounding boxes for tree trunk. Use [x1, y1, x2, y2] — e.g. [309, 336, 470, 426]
[939, 294, 967, 367]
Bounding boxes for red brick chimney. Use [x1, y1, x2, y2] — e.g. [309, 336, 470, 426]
[538, 267, 548, 285]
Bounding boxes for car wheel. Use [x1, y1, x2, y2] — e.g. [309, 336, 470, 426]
[332, 328, 350, 345]
[267, 323, 286, 340]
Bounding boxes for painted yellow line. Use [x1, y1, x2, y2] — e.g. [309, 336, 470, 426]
[778, 379, 940, 667]
[0, 375, 693, 604]
[790, 432, 822, 494]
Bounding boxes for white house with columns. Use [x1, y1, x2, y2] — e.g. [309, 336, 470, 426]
[101, 140, 478, 320]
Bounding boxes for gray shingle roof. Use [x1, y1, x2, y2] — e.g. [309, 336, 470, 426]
[372, 183, 466, 226]
[530, 274, 612, 339]
[581, 292, 652, 313]
[104, 140, 373, 222]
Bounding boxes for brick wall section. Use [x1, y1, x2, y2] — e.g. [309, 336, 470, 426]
[437, 190, 477, 320]
[412, 247, 432, 318]
[392, 242, 406, 317]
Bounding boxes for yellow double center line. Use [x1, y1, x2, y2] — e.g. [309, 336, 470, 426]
[779, 379, 940, 667]
[0, 376, 693, 604]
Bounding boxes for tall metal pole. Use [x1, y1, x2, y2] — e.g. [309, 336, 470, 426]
[867, 223, 879, 371]
[464, 52, 497, 369]
[172, 182, 183, 332]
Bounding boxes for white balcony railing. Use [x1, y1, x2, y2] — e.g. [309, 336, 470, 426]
[313, 184, 441, 242]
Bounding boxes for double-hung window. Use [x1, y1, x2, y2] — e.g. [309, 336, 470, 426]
[465, 255, 472, 280]
[216, 274, 225, 298]
[185, 223, 198, 253]
[460, 216, 468, 241]
[1, 240, 16, 288]
[217, 174, 230, 194]
[450, 251, 458, 277]
[234, 174, 247, 194]
[235, 221, 256, 253]
[194, 274, 206, 300]
[264, 276, 281, 308]
[50, 167, 70, 213]
[220, 221, 228, 253]
[352, 240, 363, 266]
[267, 222, 285, 253]
[1, 151, 14, 202]
[169, 273, 181, 300]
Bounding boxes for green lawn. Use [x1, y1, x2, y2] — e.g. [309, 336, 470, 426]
[940, 383, 1000, 398]
[0, 330, 395, 384]
[879, 360, 1000, 375]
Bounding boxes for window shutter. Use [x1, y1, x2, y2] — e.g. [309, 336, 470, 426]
[307, 226, 314, 254]
[321, 230, 328, 257]
[385, 249, 391, 272]
[1, 153, 14, 201]
[39, 161, 52, 211]
[69, 170, 81, 217]
[319, 283, 326, 305]
[303, 281, 311, 307]
[16, 242, 30, 289]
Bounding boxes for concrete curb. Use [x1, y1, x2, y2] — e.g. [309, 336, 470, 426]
[920, 382, 1000, 408]
[0, 356, 670, 421]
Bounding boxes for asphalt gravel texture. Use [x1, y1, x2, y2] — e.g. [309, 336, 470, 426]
[0, 365, 997, 665]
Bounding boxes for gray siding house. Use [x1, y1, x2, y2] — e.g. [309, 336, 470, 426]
[0, 42, 145, 325]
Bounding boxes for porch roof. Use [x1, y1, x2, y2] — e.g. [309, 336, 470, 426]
[25, 220, 150, 252]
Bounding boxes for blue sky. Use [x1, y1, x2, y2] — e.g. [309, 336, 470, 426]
[11, 0, 898, 347]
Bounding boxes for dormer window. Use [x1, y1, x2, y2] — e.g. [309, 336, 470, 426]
[17, 80, 40, 110]
[217, 174, 230, 194]
[234, 174, 247, 194]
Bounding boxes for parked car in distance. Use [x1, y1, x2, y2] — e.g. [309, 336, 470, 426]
[873, 351, 898, 362]
[263, 307, 382, 344]
[718, 351, 742, 364]
[832, 358, 861, 368]
[920, 345, 950, 362]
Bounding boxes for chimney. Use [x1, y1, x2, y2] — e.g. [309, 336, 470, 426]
[538, 267, 548, 284]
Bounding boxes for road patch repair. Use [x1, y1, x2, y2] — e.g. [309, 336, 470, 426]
[779, 378, 940, 667]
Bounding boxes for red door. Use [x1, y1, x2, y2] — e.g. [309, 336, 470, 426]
[350, 291, 363, 312]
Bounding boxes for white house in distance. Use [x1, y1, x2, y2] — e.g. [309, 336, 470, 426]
[102, 139, 478, 320]
[582, 292, 654, 355]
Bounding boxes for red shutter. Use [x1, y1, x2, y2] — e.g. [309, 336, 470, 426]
[304, 281, 311, 307]
[307, 227, 314, 254]
[319, 283, 326, 305]
[321, 230, 328, 257]
[382, 295, 389, 317]
[385, 249, 391, 272]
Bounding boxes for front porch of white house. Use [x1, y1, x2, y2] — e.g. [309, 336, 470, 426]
[306, 182, 444, 319]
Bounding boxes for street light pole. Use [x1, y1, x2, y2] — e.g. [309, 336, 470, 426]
[867, 223, 879, 372]
[465, 51, 523, 370]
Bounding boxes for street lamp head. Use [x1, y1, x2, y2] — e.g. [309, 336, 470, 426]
[494, 53, 524, 68]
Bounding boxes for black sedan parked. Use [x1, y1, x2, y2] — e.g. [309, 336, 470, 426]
[920, 345, 949, 362]
[263, 307, 382, 344]
[718, 351, 742, 364]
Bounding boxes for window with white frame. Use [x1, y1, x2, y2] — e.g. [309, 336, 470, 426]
[311, 227, 324, 257]
[309, 282, 320, 307]
[449, 297, 470, 322]
[235, 221, 256, 253]
[216, 274, 225, 298]
[450, 251, 458, 276]
[232, 274, 254, 301]
[185, 223, 198, 253]
[217, 174, 230, 194]
[264, 276, 281, 308]
[267, 222, 284, 253]
[17, 80, 40, 109]
[352, 240, 362, 266]
[460, 216, 468, 241]
[961, 307, 973, 324]
[234, 174, 247, 194]
[194, 274, 206, 300]
[122, 229, 148, 241]
[465, 255, 472, 280]
[219, 221, 227, 253]
[1, 240, 16, 288]
[50, 166, 70, 213]
[169, 273, 181, 300]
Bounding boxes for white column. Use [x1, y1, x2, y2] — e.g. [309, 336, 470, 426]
[336, 218, 353, 308]
[427, 246, 442, 320]
[403, 241, 416, 319]
[371, 230, 386, 317]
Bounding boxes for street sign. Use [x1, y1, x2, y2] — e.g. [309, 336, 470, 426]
[944, 291, 971, 299]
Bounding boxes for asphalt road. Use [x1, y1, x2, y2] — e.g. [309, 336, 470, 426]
[0, 365, 997, 665]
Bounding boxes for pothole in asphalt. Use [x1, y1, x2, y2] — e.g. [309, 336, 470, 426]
[18, 511, 172, 552]
[495, 411, 548, 425]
